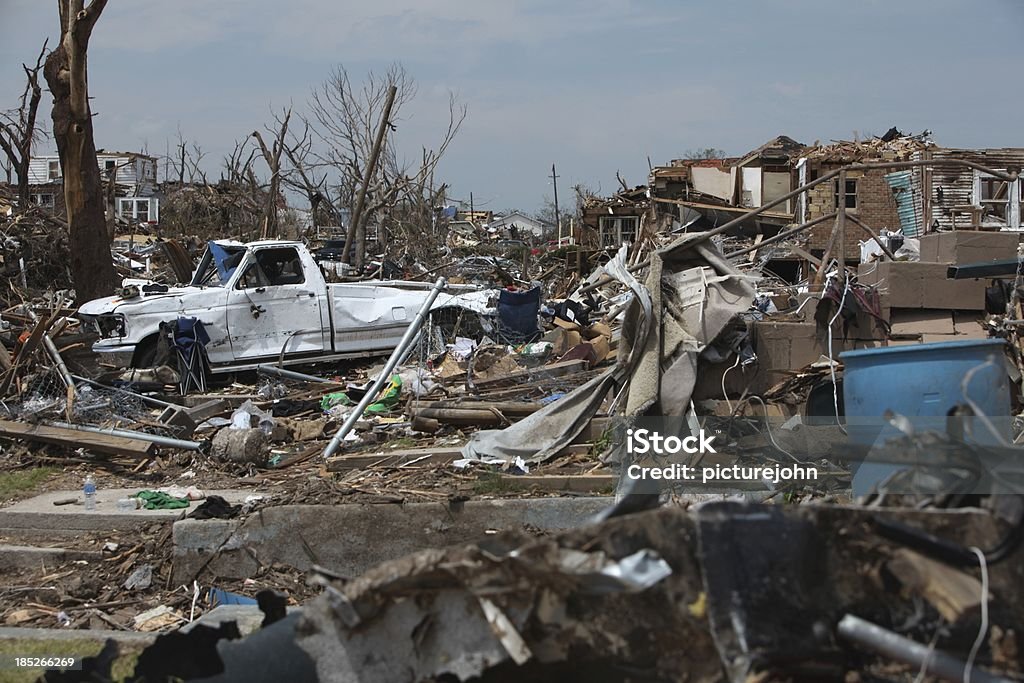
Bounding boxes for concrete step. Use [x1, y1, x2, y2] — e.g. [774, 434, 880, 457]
[0, 489, 258, 538]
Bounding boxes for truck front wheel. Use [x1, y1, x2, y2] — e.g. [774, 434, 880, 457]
[131, 336, 158, 369]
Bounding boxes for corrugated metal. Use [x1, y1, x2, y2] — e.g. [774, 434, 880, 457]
[885, 170, 920, 236]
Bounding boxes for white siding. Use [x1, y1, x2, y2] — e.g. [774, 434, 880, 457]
[691, 166, 733, 201]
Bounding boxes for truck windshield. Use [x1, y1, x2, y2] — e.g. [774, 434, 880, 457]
[191, 242, 247, 287]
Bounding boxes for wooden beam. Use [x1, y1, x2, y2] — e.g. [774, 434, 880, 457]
[0, 419, 153, 457]
[787, 245, 822, 268]
[887, 548, 987, 623]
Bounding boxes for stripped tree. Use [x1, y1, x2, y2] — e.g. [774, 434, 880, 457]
[43, 0, 117, 301]
[251, 107, 294, 239]
[308, 63, 466, 268]
[0, 41, 48, 208]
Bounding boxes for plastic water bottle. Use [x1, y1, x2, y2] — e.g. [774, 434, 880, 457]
[83, 475, 96, 511]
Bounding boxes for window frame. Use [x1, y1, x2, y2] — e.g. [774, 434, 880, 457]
[31, 193, 55, 208]
[598, 215, 639, 248]
[833, 178, 858, 211]
[973, 171, 1021, 229]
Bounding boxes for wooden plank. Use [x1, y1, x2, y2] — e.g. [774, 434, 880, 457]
[787, 245, 822, 268]
[0, 419, 153, 458]
[887, 548, 986, 623]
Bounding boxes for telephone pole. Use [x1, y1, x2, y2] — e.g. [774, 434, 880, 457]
[551, 164, 561, 240]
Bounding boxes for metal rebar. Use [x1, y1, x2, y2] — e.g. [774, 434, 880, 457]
[322, 277, 448, 459]
[44, 420, 204, 451]
[837, 614, 1010, 683]
[257, 364, 339, 384]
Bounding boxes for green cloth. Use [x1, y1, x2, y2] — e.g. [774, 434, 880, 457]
[320, 375, 403, 415]
[365, 375, 402, 414]
[135, 490, 189, 510]
[320, 391, 354, 411]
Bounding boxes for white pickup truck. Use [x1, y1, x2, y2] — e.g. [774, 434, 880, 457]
[77, 239, 493, 371]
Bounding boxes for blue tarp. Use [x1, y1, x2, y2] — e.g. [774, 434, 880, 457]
[208, 241, 240, 283]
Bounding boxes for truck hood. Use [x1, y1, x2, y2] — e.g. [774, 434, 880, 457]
[78, 285, 217, 317]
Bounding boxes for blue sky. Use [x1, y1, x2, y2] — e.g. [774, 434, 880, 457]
[2, 0, 1022, 213]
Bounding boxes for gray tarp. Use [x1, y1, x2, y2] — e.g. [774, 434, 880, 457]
[622, 235, 757, 416]
[461, 235, 756, 464]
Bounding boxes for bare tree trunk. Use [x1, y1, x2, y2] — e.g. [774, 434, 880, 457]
[252, 108, 291, 239]
[0, 41, 47, 208]
[43, 0, 117, 302]
[345, 85, 396, 269]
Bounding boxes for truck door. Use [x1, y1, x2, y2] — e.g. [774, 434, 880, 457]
[225, 246, 327, 361]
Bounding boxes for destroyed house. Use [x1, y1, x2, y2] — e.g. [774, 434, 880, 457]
[795, 134, 930, 263]
[794, 137, 1024, 266]
[909, 146, 1024, 232]
[28, 150, 160, 225]
[485, 211, 551, 240]
[580, 186, 648, 249]
[647, 136, 805, 240]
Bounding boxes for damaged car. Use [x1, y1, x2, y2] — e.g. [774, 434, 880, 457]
[77, 240, 496, 372]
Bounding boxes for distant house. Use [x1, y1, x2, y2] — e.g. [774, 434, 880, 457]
[28, 150, 160, 225]
[486, 211, 551, 240]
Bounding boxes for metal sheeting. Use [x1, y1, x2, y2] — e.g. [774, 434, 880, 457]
[884, 170, 921, 237]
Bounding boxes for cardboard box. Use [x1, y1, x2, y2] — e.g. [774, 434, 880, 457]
[889, 309, 955, 337]
[857, 261, 987, 310]
[749, 321, 848, 393]
[953, 310, 988, 339]
[919, 231, 1020, 265]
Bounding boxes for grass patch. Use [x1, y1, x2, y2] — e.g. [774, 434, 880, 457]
[0, 637, 145, 683]
[589, 426, 615, 459]
[0, 467, 58, 499]
[472, 472, 520, 495]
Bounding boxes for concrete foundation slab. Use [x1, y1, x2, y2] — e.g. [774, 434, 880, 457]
[172, 496, 612, 584]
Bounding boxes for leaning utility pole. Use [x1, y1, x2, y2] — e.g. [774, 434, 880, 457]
[551, 164, 561, 239]
[344, 84, 397, 270]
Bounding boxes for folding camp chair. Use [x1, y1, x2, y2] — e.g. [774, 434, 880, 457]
[496, 286, 542, 345]
[172, 317, 210, 395]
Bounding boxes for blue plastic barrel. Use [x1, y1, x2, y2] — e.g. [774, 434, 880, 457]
[839, 339, 1011, 493]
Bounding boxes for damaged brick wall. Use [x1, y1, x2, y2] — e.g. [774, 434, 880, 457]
[806, 165, 902, 257]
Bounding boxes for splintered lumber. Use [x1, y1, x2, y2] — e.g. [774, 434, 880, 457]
[326, 443, 595, 473]
[327, 447, 464, 471]
[446, 359, 589, 390]
[886, 548, 987, 623]
[0, 419, 153, 458]
[411, 408, 509, 427]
